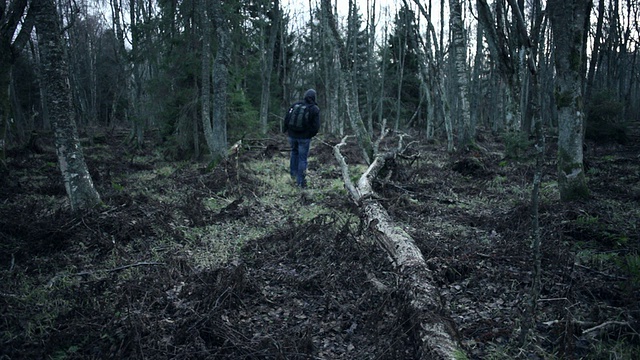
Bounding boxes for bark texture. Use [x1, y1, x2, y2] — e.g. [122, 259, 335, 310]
[201, 0, 213, 156]
[35, 0, 101, 211]
[209, 0, 230, 162]
[548, 0, 590, 201]
[449, 0, 472, 148]
[334, 137, 461, 359]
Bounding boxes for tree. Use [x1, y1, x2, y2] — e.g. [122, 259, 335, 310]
[449, 0, 472, 148]
[208, 0, 230, 161]
[410, 0, 454, 150]
[383, 5, 421, 132]
[334, 134, 462, 359]
[258, 0, 281, 135]
[201, 0, 212, 159]
[34, 0, 102, 210]
[548, 0, 590, 201]
[0, 0, 36, 163]
[321, 0, 374, 163]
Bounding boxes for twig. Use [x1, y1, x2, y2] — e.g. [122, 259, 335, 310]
[583, 321, 632, 335]
[333, 136, 360, 201]
[48, 262, 163, 287]
[574, 263, 629, 280]
[74, 261, 163, 276]
[0, 292, 21, 299]
[373, 119, 389, 155]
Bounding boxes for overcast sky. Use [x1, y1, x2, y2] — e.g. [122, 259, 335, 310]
[281, 0, 447, 37]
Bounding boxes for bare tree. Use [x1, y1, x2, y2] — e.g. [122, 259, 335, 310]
[259, 0, 280, 135]
[476, 0, 522, 131]
[34, 0, 101, 210]
[322, 0, 374, 163]
[410, 0, 454, 151]
[548, 0, 590, 201]
[208, 0, 230, 162]
[1, 0, 36, 163]
[201, 0, 212, 159]
[449, 0, 472, 148]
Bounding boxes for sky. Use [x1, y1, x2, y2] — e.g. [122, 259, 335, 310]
[281, 0, 447, 40]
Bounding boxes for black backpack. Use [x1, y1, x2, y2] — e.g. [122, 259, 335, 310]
[285, 103, 309, 132]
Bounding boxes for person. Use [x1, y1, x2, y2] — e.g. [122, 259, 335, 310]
[283, 89, 320, 188]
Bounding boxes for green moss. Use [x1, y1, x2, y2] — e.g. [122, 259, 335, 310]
[454, 349, 469, 360]
[569, 48, 582, 72]
[555, 89, 573, 108]
[557, 149, 589, 201]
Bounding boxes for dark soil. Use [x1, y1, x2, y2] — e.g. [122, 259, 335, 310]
[1, 129, 639, 359]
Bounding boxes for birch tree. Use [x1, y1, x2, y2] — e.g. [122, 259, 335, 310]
[322, 0, 374, 163]
[449, 0, 472, 148]
[410, 0, 454, 151]
[34, 0, 102, 210]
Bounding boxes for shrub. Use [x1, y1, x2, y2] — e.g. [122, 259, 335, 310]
[502, 131, 533, 160]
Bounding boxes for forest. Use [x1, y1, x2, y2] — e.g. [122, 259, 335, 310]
[1, 0, 639, 358]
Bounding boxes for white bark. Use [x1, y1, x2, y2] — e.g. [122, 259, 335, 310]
[334, 136, 462, 359]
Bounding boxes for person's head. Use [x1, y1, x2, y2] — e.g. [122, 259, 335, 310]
[304, 89, 317, 104]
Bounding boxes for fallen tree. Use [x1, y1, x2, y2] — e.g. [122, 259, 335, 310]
[334, 134, 463, 359]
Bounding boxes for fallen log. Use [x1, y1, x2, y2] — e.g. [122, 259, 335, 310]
[334, 136, 463, 359]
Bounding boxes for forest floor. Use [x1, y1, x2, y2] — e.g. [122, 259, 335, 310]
[1, 128, 639, 359]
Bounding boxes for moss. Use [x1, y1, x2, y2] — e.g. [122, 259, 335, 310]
[557, 149, 590, 201]
[555, 89, 573, 108]
[454, 349, 469, 360]
[569, 48, 582, 72]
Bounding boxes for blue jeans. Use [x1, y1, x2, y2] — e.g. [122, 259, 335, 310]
[288, 137, 311, 187]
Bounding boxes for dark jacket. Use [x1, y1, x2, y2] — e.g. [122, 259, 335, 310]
[284, 89, 320, 139]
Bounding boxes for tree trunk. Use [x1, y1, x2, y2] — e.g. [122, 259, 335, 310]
[34, 0, 101, 211]
[259, 0, 280, 135]
[548, 0, 590, 201]
[365, 0, 376, 134]
[1, 0, 36, 157]
[409, 0, 453, 150]
[200, 0, 214, 157]
[334, 136, 462, 359]
[477, 0, 522, 131]
[449, 0, 472, 148]
[394, 17, 407, 132]
[322, 0, 373, 163]
[129, 0, 146, 147]
[209, 0, 230, 162]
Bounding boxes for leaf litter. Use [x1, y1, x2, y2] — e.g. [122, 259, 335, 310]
[0, 130, 639, 359]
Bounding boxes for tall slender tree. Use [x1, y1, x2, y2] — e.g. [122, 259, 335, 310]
[548, 0, 590, 201]
[449, 0, 472, 148]
[322, 0, 373, 163]
[259, 0, 281, 135]
[1, 0, 36, 163]
[208, 0, 230, 161]
[34, 0, 102, 210]
[201, 0, 213, 158]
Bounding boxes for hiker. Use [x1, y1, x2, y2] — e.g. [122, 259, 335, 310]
[283, 89, 320, 188]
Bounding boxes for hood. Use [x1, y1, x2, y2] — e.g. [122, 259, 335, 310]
[304, 89, 317, 104]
